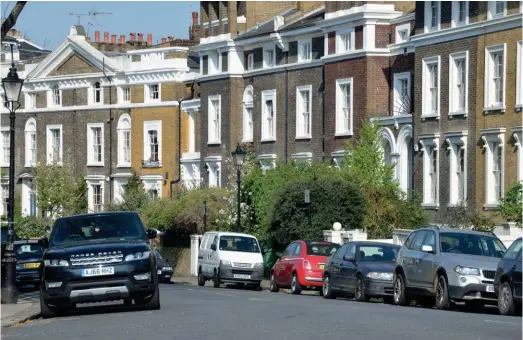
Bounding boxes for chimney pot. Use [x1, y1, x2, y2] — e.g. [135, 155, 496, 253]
[104, 31, 109, 43]
[120, 35, 125, 44]
[192, 12, 199, 25]
[161, 37, 167, 43]
[111, 34, 116, 44]
[168, 36, 174, 41]
[130, 33, 136, 41]
[147, 33, 153, 45]
[138, 33, 144, 41]
[95, 31, 100, 42]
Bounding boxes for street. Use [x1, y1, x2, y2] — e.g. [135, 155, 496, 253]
[2, 283, 521, 340]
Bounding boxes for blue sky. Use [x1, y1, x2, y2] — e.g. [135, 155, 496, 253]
[1, 1, 197, 50]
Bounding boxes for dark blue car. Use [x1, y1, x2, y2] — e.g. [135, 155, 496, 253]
[14, 240, 45, 290]
[494, 237, 522, 316]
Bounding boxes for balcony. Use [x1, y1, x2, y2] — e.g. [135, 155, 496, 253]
[142, 159, 162, 168]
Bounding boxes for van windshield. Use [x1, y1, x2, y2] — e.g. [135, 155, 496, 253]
[218, 236, 260, 253]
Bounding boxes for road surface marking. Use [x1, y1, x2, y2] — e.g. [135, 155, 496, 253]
[215, 292, 236, 297]
[248, 298, 273, 302]
[484, 319, 520, 325]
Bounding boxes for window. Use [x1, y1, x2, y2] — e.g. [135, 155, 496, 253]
[481, 128, 505, 207]
[296, 85, 312, 139]
[484, 44, 506, 110]
[208, 96, 221, 144]
[93, 82, 102, 104]
[446, 133, 468, 206]
[148, 84, 160, 101]
[298, 39, 312, 62]
[247, 53, 254, 70]
[92, 184, 103, 212]
[24, 119, 37, 167]
[493, 142, 503, 201]
[0, 183, 8, 217]
[1, 131, 9, 166]
[420, 135, 440, 207]
[46, 125, 62, 165]
[449, 51, 468, 115]
[51, 86, 61, 106]
[86, 179, 105, 213]
[141, 176, 163, 198]
[425, 1, 441, 32]
[395, 23, 410, 44]
[452, 1, 469, 26]
[457, 148, 466, 202]
[393, 72, 411, 115]
[429, 148, 438, 203]
[87, 123, 104, 166]
[422, 56, 440, 117]
[503, 239, 522, 261]
[122, 87, 131, 103]
[261, 90, 276, 141]
[335, 78, 353, 136]
[488, 1, 506, 19]
[515, 127, 523, 183]
[516, 41, 522, 108]
[206, 160, 222, 187]
[143, 121, 162, 166]
[117, 114, 131, 167]
[336, 28, 354, 53]
[26, 93, 36, 109]
[243, 86, 254, 142]
[148, 131, 159, 162]
[264, 48, 275, 68]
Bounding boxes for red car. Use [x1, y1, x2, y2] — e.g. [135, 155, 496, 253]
[269, 240, 340, 294]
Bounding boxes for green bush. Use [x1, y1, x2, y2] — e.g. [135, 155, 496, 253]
[14, 216, 53, 240]
[498, 182, 522, 227]
[268, 177, 365, 251]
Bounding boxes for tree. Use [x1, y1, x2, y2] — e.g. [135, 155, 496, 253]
[1, 1, 27, 40]
[106, 171, 150, 213]
[498, 182, 522, 227]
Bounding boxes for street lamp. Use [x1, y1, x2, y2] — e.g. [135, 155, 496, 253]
[231, 143, 246, 233]
[1, 44, 24, 305]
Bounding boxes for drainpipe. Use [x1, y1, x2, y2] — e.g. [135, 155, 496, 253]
[284, 67, 289, 163]
[321, 62, 326, 163]
[102, 58, 114, 203]
[388, 33, 392, 116]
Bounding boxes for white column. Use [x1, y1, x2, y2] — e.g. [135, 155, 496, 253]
[363, 24, 376, 50]
[190, 234, 200, 276]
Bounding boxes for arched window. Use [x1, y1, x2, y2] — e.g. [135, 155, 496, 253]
[93, 82, 102, 104]
[24, 118, 37, 167]
[397, 125, 413, 194]
[117, 114, 131, 167]
[52, 86, 61, 106]
[242, 86, 254, 142]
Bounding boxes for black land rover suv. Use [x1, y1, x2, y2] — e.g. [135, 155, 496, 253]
[39, 212, 160, 318]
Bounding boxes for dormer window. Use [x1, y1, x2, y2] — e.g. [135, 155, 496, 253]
[425, 1, 441, 33]
[264, 48, 275, 68]
[247, 53, 254, 70]
[395, 23, 410, 44]
[298, 39, 312, 62]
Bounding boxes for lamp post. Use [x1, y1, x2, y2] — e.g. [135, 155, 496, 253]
[1, 44, 24, 304]
[231, 143, 246, 233]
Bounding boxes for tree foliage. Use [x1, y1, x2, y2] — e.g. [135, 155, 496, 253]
[14, 216, 53, 240]
[105, 171, 150, 213]
[498, 182, 522, 227]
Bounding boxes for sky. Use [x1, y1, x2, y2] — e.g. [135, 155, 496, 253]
[1, 1, 198, 50]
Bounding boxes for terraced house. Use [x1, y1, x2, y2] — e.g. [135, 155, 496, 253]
[0, 23, 198, 215]
[411, 1, 522, 223]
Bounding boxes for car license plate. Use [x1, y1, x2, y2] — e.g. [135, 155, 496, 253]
[233, 274, 251, 279]
[81, 267, 114, 277]
[319, 264, 325, 270]
[486, 285, 495, 293]
[24, 262, 40, 269]
[157, 270, 162, 274]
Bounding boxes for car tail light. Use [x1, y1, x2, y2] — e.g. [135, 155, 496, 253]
[303, 260, 311, 270]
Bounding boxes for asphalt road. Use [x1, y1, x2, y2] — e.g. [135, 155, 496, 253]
[2, 284, 521, 340]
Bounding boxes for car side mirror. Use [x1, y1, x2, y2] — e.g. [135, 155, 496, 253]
[38, 237, 49, 249]
[421, 245, 434, 253]
[210, 243, 217, 251]
[45, 226, 51, 234]
[343, 255, 355, 262]
[146, 229, 157, 239]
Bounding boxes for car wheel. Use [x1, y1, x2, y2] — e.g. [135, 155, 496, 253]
[322, 274, 335, 299]
[393, 274, 410, 306]
[197, 270, 205, 287]
[40, 293, 57, 319]
[212, 270, 220, 288]
[290, 273, 302, 295]
[434, 275, 451, 310]
[498, 282, 515, 316]
[270, 273, 279, 293]
[142, 283, 161, 310]
[355, 276, 370, 302]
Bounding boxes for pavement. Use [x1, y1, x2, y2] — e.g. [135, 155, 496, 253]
[0, 289, 40, 328]
[1, 278, 521, 340]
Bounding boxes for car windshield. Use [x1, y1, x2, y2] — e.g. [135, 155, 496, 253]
[306, 242, 340, 256]
[503, 239, 522, 260]
[440, 232, 506, 257]
[218, 236, 260, 253]
[359, 245, 399, 262]
[50, 214, 146, 247]
[15, 243, 45, 260]
[1, 228, 8, 243]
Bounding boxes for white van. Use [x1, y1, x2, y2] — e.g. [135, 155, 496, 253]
[197, 231, 264, 289]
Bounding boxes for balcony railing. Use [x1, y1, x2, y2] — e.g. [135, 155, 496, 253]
[142, 159, 162, 168]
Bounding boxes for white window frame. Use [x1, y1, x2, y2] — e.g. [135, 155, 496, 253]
[261, 89, 277, 141]
[247, 53, 254, 70]
[488, 1, 507, 19]
[143, 120, 162, 165]
[146, 83, 161, 102]
[208, 95, 221, 145]
[335, 78, 353, 136]
[449, 51, 469, 116]
[90, 82, 103, 105]
[451, 1, 469, 27]
[513, 126, 522, 183]
[336, 27, 355, 54]
[445, 132, 468, 206]
[395, 23, 410, 44]
[296, 85, 312, 139]
[205, 158, 222, 188]
[419, 134, 440, 208]
[141, 175, 163, 198]
[263, 47, 275, 68]
[424, 1, 441, 33]
[298, 38, 312, 62]
[46, 124, 63, 165]
[257, 154, 277, 173]
[87, 178, 105, 213]
[25, 93, 36, 109]
[113, 177, 129, 204]
[120, 87, 131, 103]
[393, 72, 411, 115]
[481, 128, 505, 208]
[242, 86, 254, 143]
[117, 114, 131, 167]
[516, 41, 522, 109]
[484, 44, 506, 112]
[421, 56, 441, 118]
[0, 128, 9, 167]
[87, 123, 104, 167]
[24, 118, 37, 167]
[49, 86, 62, 107]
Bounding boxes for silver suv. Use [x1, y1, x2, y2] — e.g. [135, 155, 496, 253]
[393, 227, 507, 310]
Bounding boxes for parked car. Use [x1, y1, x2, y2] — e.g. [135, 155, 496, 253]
[494, 237, 522, 315]
[155, 250, 173, 283]
[15, 240, 45, 290]
[393, 227, 507, 310]
[39, 212, 160, 318]
[322, 241, 400, 302]
[197, 231, 264, 290]
[270, 240, 339, 295]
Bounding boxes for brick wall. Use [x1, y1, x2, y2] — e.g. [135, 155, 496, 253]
[103, 87, 117, 105]
[35, 92, 46, 108]
[48, 53, 100, 76]
[375, 25, 391, 48]
[131, 85, 144, 103]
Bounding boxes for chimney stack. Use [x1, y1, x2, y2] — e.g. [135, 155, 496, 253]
[147, 33, 152, 45]
[168, 36, 174, 41]
[120, 35, 125, 44]
[130, 33, 136, 41]
[192, 12, 199, 25]
[161, 37, 167, 43]
[138, 33, 144, 42]
[95, 31, 100, 42]
[104, 32, 109, 43]
[111, 34, 117, 44]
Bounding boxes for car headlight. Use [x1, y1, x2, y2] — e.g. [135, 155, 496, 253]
[220, 260, 231, 266]
[455, 265, 480, 276]
[162, 266, 172, 271]
[125, 251, 150, 262]
[366, 272, 393, 281]
[44, 259, 69, 267]
[253, 262, 264, 268]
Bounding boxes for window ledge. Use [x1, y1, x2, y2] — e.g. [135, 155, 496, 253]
[335, 131, 353, 137]
[483, 105, 506, 113]
[295, 135, 312, 140]
[116, 163, 131, 168]
[515, 104, 522, 112]
[421, 114, 440, 121]
[483, 203, 500, 210]
[87, 163, 104, 167]
[447, 203, 467, 208]
[142, 160, 162, 168]
[261, 137, 276, 143]
[242, 138, 253, 143]
[422, 203, 439, 210]
[207, 140, 221, 146]
[24, 163, 36, 168]
[448, 110, 468, 118]
[0, 163, 9, 168]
